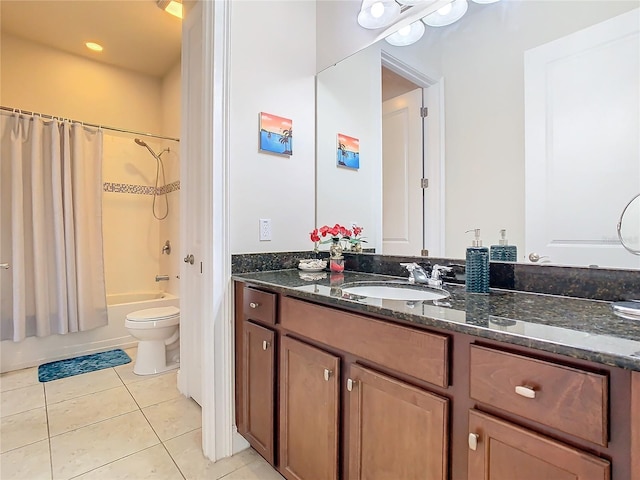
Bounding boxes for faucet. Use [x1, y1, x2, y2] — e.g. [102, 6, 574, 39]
[155, 274, 170, 282]
[400, 263, 430, 284]
[429, 264, 453, 288]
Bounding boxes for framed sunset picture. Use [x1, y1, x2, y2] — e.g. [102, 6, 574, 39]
[337, 133, 359, 170]
[259, 112, 293, 156]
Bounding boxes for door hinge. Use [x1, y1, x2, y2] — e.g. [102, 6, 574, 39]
[420, 106, 428, 118]
[421, 178, 429, 189]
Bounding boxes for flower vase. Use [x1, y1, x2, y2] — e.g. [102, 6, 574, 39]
[351, 241, 362, 253]
[329, 238, 343, 259]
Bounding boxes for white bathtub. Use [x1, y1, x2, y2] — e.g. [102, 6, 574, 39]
[107, 292, 180, 323]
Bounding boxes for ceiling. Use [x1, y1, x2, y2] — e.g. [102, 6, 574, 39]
[0, 0, 182, 78]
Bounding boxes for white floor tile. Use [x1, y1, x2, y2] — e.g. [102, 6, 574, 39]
[142, 396, 201, 442]
[44, 368, 123, 405]
[126, 371, 180, 408]
[1, 383, 45, 417]
[0, 367, 40, 392]
[47, 385, 138, 437]
[0, 438, 51, 480]
[221, 457, 285, 480]
[50, 410, 159, 479]
[114, 361, 167, 385]
[73, 444, 183, 480]
[0, 407, 48, 454]
[164, 430, 258, 480]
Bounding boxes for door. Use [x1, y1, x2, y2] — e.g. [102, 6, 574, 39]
[347, 364, 449, 480]
[525, 9, 640, 268]
[382, 88, 425, 256]
[468, 410, 610, 480]
[279, 336, 340, 480]
[242, 321, 275, 463]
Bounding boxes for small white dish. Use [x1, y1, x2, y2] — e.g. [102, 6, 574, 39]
[298, 259, 327, 272]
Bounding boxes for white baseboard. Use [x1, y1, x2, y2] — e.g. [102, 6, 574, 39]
[232, 427, 250, 455]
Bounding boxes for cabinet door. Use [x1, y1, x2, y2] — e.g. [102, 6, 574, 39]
[468, 410, 610, 480]
[242, 321, 276, 464]
[347, 364, 449, 480]
[279, 336, 340, 480]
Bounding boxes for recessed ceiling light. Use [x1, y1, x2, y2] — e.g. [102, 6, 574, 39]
[157, 0, 183, 19]
[85, 42, 103, 52]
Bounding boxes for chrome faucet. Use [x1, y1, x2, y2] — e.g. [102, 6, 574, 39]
[155, 274, 170, 282]
[400, 263, 430, 284]
[429, 264, 453, 288]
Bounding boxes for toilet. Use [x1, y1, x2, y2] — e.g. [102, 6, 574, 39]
[125, 306, 180, 375]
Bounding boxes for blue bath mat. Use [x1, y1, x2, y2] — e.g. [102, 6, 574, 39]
[38, 349, 131, 382]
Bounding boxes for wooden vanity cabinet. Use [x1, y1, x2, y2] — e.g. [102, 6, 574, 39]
[468, 410, 610, 480]
[346, 364, 449, 480]
[279, 336, 340, 480]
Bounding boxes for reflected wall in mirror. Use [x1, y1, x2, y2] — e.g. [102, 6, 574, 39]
[316, 0, 640, 270]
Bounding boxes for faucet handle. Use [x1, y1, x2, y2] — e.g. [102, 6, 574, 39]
[400, 262, 420, 271]
[431, 264, 453, 280]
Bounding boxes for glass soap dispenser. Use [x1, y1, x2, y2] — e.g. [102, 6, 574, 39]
[490, 229, 518, 262]
[465, 229, 489, 294]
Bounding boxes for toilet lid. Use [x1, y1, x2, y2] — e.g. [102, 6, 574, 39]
[126, 306, 180, 322]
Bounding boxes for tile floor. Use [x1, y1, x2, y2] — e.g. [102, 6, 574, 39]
[0, 348, 285, 480]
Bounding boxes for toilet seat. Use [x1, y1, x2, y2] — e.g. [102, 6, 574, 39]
[125, 307, 180, 330]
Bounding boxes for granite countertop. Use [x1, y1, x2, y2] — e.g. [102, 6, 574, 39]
[233, 269, 640, 372]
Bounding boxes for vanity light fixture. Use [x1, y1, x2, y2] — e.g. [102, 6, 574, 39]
[357, 0, 402, 29]
[157, 0, 183, 19]
[471, 0, 500, 3]
[422, 0, 468, 27]
[385, 20, 426, 46]
[396, 0, 430, 5]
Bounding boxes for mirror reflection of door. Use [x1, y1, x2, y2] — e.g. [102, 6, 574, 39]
[381, 64, 443, 257]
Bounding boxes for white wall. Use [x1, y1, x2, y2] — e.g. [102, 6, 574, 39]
[229, 1, 316, 254]
[316, 44, 383, 251]
[0, 34, 181, 371]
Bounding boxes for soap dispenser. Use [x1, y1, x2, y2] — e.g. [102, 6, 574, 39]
[490, 229, 518, 262]
[465, 229, 489, 294]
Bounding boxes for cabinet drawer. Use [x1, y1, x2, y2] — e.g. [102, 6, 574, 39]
[281, 297, 449, 387]
[243, 287, 277, 325]
[469, 345, 608, 446]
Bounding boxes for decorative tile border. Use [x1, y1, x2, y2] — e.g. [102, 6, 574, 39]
[103, 180, 180, 196]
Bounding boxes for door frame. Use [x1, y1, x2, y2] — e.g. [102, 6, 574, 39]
[381, 51, 445, 256]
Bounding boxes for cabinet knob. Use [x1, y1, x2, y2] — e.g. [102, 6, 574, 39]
[262, 340, 270, 350]
[346, 378, 357, 392]
[515, 385, 536, 399]
[468, 433, 480, 451]
[323, 369, 332, 381]
[249, 302, 260, 309]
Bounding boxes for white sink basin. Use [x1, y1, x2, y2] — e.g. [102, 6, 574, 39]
[341, 283, 450, 301]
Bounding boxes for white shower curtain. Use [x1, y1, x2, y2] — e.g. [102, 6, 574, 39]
[0, 113, 108, 341]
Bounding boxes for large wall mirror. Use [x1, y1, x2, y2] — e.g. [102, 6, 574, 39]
[316, 0, 639, 270]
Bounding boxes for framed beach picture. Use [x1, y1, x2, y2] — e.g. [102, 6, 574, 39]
[337, 133, 360, 170]
[259, 112, 293, 156]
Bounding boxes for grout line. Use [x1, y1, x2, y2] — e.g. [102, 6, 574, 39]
[43, 379, 54, 480]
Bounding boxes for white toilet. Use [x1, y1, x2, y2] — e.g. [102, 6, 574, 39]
[125, 306, 180, 375]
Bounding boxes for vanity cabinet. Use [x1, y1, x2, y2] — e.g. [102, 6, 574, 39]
[468, 410, 610, 480]
[346, 364, 448, 479]
[279, 336, 340, 480]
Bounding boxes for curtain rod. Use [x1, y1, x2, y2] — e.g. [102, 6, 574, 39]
[0, 105, 180, 143]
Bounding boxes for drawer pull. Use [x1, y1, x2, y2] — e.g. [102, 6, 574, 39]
[468, 433, 480, 451]
[323, 369, 332, 381]
[249, 302, 260, 309]
[347, 378, 357, 392]
[515, 385, 536, 399]
[262, 340, 270, 350]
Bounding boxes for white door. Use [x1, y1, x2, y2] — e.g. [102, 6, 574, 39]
[382, 88, 424, 256]
[525, 9, 640, 268]
[178, 0, 207, 406]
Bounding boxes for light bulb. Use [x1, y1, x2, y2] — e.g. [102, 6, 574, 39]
[370, 2, 385, 18]
[398, 25, 412, 36]
[437, 3, 453, 15]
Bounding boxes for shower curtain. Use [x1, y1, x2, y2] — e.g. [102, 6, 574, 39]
[0, 113, 108, 341]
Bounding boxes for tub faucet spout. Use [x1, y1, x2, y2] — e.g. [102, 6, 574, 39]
[155, 274, 170, 282]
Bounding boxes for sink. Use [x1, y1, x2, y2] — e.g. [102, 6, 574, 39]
[341, 282, 450, 302]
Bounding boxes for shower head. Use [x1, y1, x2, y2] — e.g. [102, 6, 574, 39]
[134, 138, 148, 147]
[134, 138, 169, 158]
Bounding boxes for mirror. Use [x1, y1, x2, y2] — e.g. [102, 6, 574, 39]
[618, 194, 640, 255]
[316, 0, 640, 269]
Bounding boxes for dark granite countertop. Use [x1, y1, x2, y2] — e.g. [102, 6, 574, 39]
[233, 269, 640, 372]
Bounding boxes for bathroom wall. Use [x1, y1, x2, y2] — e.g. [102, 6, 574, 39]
[0, 33, 181, 371]
[229, 0, 316, 254]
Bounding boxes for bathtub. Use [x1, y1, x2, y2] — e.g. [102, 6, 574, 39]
[107, 292, 180, 323]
